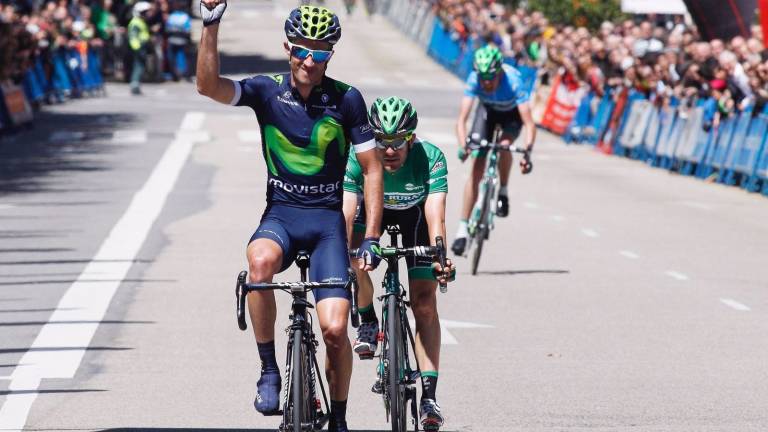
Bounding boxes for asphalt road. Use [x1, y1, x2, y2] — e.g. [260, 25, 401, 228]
[1, 1, 767, 431]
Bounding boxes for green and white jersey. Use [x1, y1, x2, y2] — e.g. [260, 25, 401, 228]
[344, 140, 448, 210]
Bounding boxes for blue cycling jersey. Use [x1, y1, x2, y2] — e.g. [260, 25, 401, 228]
[464, 64, 530, 112]
[231, 73, 375, 209]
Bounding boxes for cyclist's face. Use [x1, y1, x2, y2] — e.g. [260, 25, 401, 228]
[378, 136, 413, 172]
[285, 38, 332, 87]
[479, 72, 501, 92]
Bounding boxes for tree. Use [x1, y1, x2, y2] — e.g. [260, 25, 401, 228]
[526, 0, 626, 30]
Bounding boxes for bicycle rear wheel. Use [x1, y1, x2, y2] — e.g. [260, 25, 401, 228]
[386, 298, 407, 432]
[290, 328, 311, 432]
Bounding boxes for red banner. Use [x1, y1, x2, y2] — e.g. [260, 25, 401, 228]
[539, 74, 585, 135]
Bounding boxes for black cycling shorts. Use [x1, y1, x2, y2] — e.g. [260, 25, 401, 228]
[249, 204, 350, 302]
[469, 104, 523, 157]
[354, 200, 434, 280]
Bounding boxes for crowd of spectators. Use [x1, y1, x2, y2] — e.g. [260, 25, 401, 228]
[431, 0, 768, 118]
[0, 0, 193, 102]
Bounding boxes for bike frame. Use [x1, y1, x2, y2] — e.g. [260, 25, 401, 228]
[466, 130, 502, 252]
[235, 255, 355, 432]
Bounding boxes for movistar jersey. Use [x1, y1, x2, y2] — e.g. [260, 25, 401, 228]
[231, 73, 375, 209]
[344, 140, 448, 210]
[464, 63, 529, 112]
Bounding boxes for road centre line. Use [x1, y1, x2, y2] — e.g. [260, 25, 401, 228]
[0, 112, 205, 432]
[523, 202, 539, 209]
[237, 130, 261, 143]
[581, 228, 599, 238]
[719, 298, 751, 311]
[549, 215, 565, 222]
[619, 250, 640, 259]
[665, 271, 689, 281]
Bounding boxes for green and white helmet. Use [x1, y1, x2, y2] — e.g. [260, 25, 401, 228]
[284, 5, 342, 45]
[473, 44, 503, 76]
[369, 96, 418, 137]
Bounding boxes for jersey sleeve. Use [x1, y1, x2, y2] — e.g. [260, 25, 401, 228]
[343, 151, 364, 194]
[230, 75, 272, 110]
[342, 86, 376, 153]
[424, 142, 448, 194]
[463, 71, 479, 97]
[510, 68, 531, 105]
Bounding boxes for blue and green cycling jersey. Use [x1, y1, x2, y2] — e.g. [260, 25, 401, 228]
[464, 63, 530, 112]
[231, 73, 375, 209]
[344, 139, 448, 210]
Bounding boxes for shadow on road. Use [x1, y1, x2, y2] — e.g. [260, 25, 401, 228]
[0, 278, 173, 286]
[0, 346, 131, 355]
[219, 52, 288, 76]
[0, 389, 106, 396]
[0, 111, 139, 196]
[478, 269, 570, 276]
[100, 429, 460, 432]
[0, 320, 154, 327]
[0, 258, 154, 266]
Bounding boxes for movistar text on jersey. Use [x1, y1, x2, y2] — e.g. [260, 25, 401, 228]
[269, 178, 342, 194]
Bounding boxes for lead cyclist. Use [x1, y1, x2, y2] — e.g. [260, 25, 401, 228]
[342, 96, 455, 430]
[452, 44, 535, 256]
[196, 3, 384, 431]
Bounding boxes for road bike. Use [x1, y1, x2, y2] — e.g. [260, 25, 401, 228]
[465, 131, 532, 275]
[351, 225, 448, 431]
[235, 252, 358, 432]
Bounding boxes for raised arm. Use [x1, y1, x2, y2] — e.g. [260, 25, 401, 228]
[342, 191, 359, 246]
[196, 17, 235, 104]
[455, 95, 474, 150]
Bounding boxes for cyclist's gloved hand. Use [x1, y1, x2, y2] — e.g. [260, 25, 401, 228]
[356, 237, 382, 270]
[200, 0, 227, 26]
[520, 152, 533, 174]
[457, 146, 469, 162]
[432, 258, 456, 283]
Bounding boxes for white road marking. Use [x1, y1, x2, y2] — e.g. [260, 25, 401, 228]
[237, 130, 261, 143]
[581, 228, 599, 238]
[534, 154, 552, 161]
[619, 250, 640, 259]
[549, 215, 565, 222]
[719, 298, 751, 311]
[408, 319, 493, 345]
[180, 111, 205, 131]
[665, 271, 689, 281]
[237, 146, 256, 152]
[111, 130, 147, 144]
[0, 112, 205, 432]
[154, 89, 168, 97]
[49, 131, 85, 143]
[0, 204, 16, 210]
[523, 202, 539, 209]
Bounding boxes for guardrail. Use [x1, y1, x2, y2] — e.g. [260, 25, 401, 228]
[381, 0, 768, 197]
[1, 48, 105, 137]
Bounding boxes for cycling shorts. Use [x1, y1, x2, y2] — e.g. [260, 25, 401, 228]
[354, 200, 434, 280]
[469, 104, 523, 158]
[249, 204, 350, 302]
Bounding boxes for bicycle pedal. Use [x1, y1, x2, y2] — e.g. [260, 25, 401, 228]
[358, 352, 375, 360]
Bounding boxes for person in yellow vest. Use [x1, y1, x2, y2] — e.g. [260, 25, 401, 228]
[128, 1, 151, 95]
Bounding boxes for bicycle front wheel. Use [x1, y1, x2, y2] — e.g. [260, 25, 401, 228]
[386, 298, 407, 432]
[290, 328, 311, 432]
[471, 183, 492, 275]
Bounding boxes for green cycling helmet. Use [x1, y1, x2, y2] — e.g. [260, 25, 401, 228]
[284, 5, 342, 45]
[474, 45, 503, 76]
[369, 96, 418, 137]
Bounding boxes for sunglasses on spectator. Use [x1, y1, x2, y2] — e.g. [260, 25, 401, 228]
[288, 42, 333, 63]
[375, 133, 412, 150]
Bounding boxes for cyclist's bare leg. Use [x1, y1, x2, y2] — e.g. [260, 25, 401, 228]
[409, 279, 440, 372]
[316, 298, 353, 400]
[498, 135, 514, 187]
[245, 238, 283, 342]
[461, 155, 486, 220]
[349, 232, 374, 309]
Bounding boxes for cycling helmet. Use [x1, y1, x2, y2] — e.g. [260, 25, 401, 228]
[284, 5, 341, 45]
[369, 96, 418, 137]
[474, 45, 503, 76]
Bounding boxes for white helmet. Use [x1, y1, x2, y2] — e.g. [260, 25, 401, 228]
[133, 1, 151, 17]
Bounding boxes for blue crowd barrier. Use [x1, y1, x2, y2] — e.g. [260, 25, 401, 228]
[427, 21, 463, 73]
[727, 112, 768, 187]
